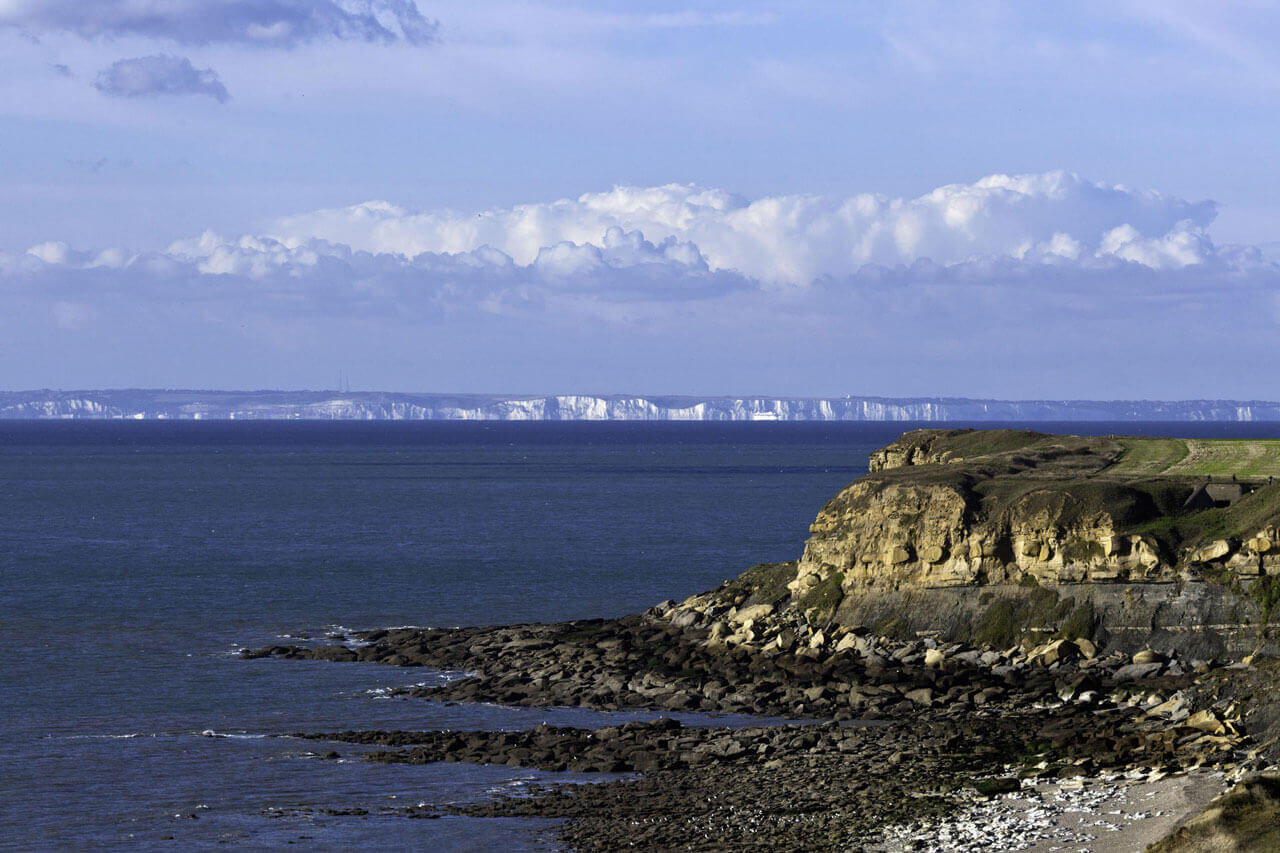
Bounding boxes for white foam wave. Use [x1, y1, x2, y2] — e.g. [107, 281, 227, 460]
[199, 729, 268, 739]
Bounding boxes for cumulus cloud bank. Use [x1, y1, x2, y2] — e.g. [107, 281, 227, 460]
[265, 172, 1227, 285]
[0, 0, 436, 46]
[4, 172, 1279, 395]
[93, 55, 229, 102]
[10, 172, 1265, 300]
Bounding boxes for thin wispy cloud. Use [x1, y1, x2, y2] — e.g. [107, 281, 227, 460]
[0, 0, 437, 47]
[93, 55, 230, 103]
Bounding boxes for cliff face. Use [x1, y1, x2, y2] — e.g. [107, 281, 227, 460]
[792, 430, 1280, 598]
[7, 390, 1280, 421]
[773, 430, 1280, 657]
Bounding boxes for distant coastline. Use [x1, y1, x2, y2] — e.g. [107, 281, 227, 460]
[4, 390, 1280, 422]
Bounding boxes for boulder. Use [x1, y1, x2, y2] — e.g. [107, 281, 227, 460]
[670, 610, 700, 628]
[1112, 662, 1164, 682]
[729, 604, 775, 625]
[833, 633, 859, 654]
[1185, 709, 1229, 735]
[1028, 639, 1078, 667]
[887, 545, 913, 564]
[1191, 539, 1236, 563]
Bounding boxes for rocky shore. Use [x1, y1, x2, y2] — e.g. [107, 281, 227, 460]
[249, 591, 1272, 849]
[244, 429, 1280, 850]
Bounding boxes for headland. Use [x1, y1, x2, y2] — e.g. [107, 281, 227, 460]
[249, 429, 1280, 850]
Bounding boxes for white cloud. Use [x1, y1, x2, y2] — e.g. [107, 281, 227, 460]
[12, 171, 1270, 321]
[268, 171, 1224, 286]
[94, 55, 229, 102]
[0, 0, 436, 47]
[4, 171, 1279, 396]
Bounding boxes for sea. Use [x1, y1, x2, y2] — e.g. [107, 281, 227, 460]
[4, 420, 1280, 851]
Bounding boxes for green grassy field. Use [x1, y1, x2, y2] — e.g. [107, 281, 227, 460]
[1111, 438, 1280, 478]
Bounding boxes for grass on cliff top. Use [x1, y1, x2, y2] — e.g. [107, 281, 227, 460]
[976, 478, 1191, 528]
[893, 431, 1280, 479]
[922, 429, 1050, 460]
[1110, 438, 1280, 478]
[1128, 483, 1280, 548]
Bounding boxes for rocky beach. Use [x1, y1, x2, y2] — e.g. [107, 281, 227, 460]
[249, 430, 1280, 850]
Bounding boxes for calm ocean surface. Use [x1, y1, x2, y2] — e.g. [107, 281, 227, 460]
[5, 420, 1280, 850]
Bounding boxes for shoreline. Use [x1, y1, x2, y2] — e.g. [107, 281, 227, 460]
[249, 603, 1269, 850]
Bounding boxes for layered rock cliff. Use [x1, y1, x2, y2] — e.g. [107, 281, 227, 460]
[676, 429, 1280, 659]
[791, 430, 1280, 599]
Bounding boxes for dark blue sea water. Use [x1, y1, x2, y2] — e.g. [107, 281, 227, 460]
[5, 420, 1280, 851]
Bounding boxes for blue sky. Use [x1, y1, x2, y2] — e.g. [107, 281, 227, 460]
[2, 1, 1279, 398]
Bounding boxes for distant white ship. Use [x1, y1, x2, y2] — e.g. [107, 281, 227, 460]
[749, 411, 781, 421]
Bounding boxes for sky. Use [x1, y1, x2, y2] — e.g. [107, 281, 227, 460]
[2, 0, 1279, 399]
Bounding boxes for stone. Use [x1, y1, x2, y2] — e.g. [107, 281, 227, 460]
[887, 545, 913, 564]
[924, 648, 946, 668]
[1191, 539, 1235, 563]
[1112, 662, 1164, 682]
[1028, 639, 1078, 667]
[922, 544, 946, 564]
[1148, 695, 1190, 722]
[970, 777, 1021, 798]
[730, 604, 775, 625]
[1132, 649, 1166, 665]
[1185, 709, 1228, 735]
[670, 610, 700, 628]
